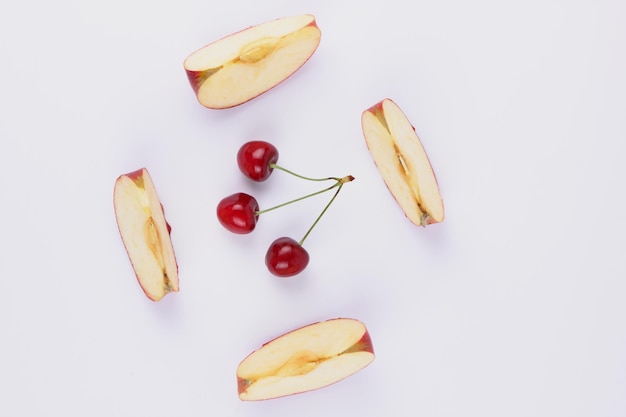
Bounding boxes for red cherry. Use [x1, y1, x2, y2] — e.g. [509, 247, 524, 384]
[237, 141, 279, 182]
[265, 237, 310, 277]
[216, 193, 259, 234]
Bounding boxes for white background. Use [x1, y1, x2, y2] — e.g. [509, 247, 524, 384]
[1, 0, 625, 416]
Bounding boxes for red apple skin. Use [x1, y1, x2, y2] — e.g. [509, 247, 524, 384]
[125, 167, 145, 182]
[185, 71, 203, 95]
[185, 18, 321, 108]
[185, 67, 223, 96]
[236, 318, 374, 399]
[237, 376, 250, 397]
[342, 330, 375, 355]
[366, 100, 384, 117]
[361, 331, 374, 354]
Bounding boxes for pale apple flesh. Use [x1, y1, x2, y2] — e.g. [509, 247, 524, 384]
[237, 318, 375, 401]
[362, 98, 444, 226]
[113, 168, 179, 301]
[184, 14, 321, 109]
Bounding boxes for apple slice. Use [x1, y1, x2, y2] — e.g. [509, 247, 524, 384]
[237, 318, 375, 401]
[113, 168, 179, 301]
[361, 98, 444, 226]
[183, 14, 321, 109]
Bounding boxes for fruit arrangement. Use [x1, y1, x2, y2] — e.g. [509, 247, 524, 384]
[113, 13, 443, 401]
[217, 140, 355, 277]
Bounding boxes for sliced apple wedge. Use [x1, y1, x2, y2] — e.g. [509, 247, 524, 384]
[113, 168, 179, 301]
[361, 98, 444, 226]
[237, 318, 375, 401]
[184, 14, 321, 109]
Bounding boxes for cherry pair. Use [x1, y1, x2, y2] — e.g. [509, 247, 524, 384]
[217, 141, 353, 278]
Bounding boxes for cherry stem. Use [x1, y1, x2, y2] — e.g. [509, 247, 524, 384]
[298, 181, 344, 246]
[254, 175, 355, 220]
[255, 182, 341, 216]
[269, 163, 342, 182]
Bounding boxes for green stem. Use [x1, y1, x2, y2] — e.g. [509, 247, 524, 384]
[255, 182, 341, 216]
[270, 163, 341, 182]
[298, 182, 344, 246]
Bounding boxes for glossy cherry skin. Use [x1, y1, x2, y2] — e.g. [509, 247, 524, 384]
[265, 237, 310, 277]
[237, 141, 279, 182]
[216, 193, 259, 234]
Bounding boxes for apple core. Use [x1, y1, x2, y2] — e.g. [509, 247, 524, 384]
[239, 36, 281, 63]
[275, 350, 324, 377]
[144, 217, 164, 268]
